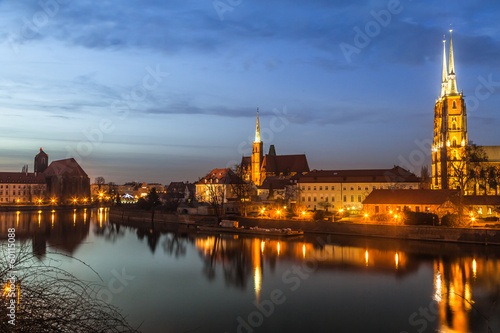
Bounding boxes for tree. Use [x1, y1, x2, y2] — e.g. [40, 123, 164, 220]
[95, 176, 106, 191]
[420, 165, 431, 189]
[202, 184, 225, 223]
[230, 164, 255, 217]
[488, 166, 500, 196]
[448, 143, 489, 225]
[147, 188, 161, 207]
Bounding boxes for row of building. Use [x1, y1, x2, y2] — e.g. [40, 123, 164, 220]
[192, 33, 500, 219]
[0, 149, 90, 205]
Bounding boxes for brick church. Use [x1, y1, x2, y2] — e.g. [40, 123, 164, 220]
[240, 111, 310, 186]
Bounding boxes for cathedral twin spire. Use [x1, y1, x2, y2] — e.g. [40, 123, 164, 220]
[254, 108, 261, 143]
[441, 30, 459, 97]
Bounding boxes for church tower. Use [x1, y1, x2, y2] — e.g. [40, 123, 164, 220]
[251, 109, 263, 185]
[34, 148, 49, 173]
[432, 31, 468, 190]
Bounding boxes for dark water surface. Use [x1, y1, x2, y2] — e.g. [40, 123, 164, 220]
[1, 208, 500, 333]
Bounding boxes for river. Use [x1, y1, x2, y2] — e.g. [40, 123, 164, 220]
[1, 208, 499, 333]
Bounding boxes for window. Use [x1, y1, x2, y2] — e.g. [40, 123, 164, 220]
[302, 186, 305, 191]
[350, 186, 354, 191]
[375, 206, 380, 213]
[313, 186, 317, 191]
[320, 196, 324, 201]
[331, 196, 335, 202]
[452, 101, 457, 109]
[373, 186, 377, 190]
[343, 195, 346, 202]
[331, 186, 335, 191]
[13, 185, 16, 189]
[357, 186, 361, 190]
[325, 186, 328, 190]
[308, 186, 311, 191]
[308, 196, 311, 202]
[325, 196, 328, 202]
[365, 187, 368, 191]
[319, 186, 322, 191]
[416, 206, 420, 212]
[301, 196, 305, 202]
[350, 195, 354, 202]
[313, 196, 317, 202]
[358, 195, 361, 202]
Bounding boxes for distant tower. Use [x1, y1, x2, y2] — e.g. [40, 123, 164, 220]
[251, 109, 263, 185]
[432, 31, 467, 190]
[34, 148, 49, 173]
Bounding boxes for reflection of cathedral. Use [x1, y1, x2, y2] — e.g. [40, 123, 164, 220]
[434, 257, 500, 332]
[432, 32, 500, 190]
[240, 111, 310, 186]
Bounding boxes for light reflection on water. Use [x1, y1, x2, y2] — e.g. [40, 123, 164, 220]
[1, 209, 500, 333]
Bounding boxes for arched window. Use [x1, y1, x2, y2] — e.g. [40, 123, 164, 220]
[452, 122, 457, 130]
[452, 138, 457, 147]
[452, 101, 457, 109]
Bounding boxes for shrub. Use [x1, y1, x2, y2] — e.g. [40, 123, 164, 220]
[441, 213, 459, 227]
[403, 211, 438, 226]
[313, 210, 325, 221]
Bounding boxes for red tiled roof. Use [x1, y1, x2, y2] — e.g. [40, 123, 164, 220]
[196, 168, 242, 185]
[363, 189, 459, 205]
[241, 156, 251, 168]
[257, 176, 294, 190]
[463, 195, 500, 205]
[43, 158, 88, 177]
[261, 154, 309, 175]
[298, 166, 420, 184]
[0, 172, 45, 184]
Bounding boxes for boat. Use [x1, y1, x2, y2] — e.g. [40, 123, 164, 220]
[196, 225, 304, 237]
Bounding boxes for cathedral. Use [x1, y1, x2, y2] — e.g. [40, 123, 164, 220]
[432, 31, 500, 192]
[240, 111, 309, 186]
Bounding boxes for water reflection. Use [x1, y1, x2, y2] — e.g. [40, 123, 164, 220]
[0, 209, 92, 256]
[2, 211, 500, 332]
[434, 256, 500, 332]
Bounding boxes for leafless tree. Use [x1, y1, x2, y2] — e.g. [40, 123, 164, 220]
[230, 164, 255, 217]
[0, 242, 140, 332]
[448, 143, 488, 225]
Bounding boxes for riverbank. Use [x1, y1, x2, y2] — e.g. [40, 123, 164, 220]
[109, 207, 500, 246]
[0, 204, 94, 212]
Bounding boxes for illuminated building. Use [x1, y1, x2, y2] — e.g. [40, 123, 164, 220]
[432, 31, 467, 190]
[44, 158, 91, 205]
[431, 31, 500, 193]
[298, 166, 420, 211]
[195, 168, 240, 203]
[240, 110, 309, 186]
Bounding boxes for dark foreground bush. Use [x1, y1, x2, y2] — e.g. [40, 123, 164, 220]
[0, 242, 140, 333]
[441, 213, 460, 227]
[403, 211, 438, 226]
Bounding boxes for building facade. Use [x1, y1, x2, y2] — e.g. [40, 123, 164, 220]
[195, 168, 240, 203]
[0, 173, 46, 204]
[298, 166, 420, 211]
[0, 150, 90, 205]
[432, 31, 468, 190]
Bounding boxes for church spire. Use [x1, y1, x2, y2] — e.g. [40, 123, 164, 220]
[254, 108, 261, 143]
[447, 29, 458, 95]
[441, 36, 448, 97]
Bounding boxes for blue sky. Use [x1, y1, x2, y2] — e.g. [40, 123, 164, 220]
[1, 0, 500, 184]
